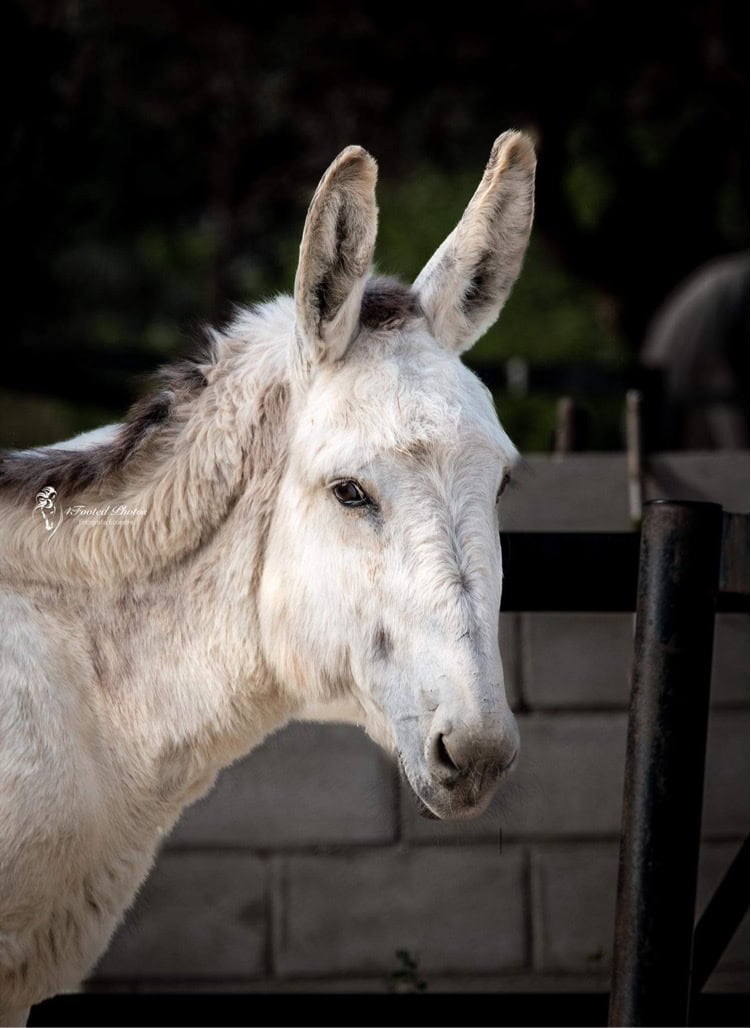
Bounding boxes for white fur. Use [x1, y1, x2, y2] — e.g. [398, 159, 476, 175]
[45, 424, 121, 451]
[415, 130, 536, 353]
[0, 132, 535, 1025]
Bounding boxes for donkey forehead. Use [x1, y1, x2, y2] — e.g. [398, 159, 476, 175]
[295, 330, 516, 472]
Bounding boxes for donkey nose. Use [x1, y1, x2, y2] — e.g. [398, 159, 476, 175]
[427, 723, 518, 788]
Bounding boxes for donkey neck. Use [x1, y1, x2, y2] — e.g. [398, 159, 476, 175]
[0, 298, 296, 590]
[1, 300, 301, 818]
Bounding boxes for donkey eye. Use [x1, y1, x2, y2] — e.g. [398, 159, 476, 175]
[496, 471, 511, 502]
[332, 480, 370, 508]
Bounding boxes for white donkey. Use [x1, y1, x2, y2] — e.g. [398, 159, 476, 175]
[0, 131, 535, 1024]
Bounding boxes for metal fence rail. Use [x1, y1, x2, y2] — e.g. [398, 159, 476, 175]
[604, 502, 749, 1027]
[501, 518, 748, 614]
[501, 505, 748, 1027]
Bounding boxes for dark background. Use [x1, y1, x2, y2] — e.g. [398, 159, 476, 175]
[3, 0, 748, 450]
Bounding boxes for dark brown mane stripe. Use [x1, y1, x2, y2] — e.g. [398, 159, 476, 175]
[0, 358, 209, 503]
[1, 281, 418, 505]
[359, 276, 422, 330]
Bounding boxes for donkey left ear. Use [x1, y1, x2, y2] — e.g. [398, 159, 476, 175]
[294, 146, 378, 369]
[414, 131, 536, 354]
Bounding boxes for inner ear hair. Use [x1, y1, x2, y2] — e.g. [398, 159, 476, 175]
[413, 130, 536, 355]
[294, 146, 379, 367]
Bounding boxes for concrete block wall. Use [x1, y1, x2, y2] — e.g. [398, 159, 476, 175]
[89, 453, 749, 994]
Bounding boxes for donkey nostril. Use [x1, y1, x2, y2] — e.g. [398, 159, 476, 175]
[435, 733, 462, 775]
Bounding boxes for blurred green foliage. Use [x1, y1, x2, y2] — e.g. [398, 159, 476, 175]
[14, 165, 630, 451]
[3, 0, 747, 452]
[378, 170, 626, 364]
[0, 390, 114, 451]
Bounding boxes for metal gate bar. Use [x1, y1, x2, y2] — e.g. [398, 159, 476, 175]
[690, 836, 750, 1000]
[608, 500, 723, 1028]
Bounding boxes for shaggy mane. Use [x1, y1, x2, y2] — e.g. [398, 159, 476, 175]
[360, 276, 422, 330]
[0, 276, 420, 508]
[0, 359, 211, 504]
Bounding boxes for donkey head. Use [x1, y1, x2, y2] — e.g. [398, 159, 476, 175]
[259, 133, 535, 819]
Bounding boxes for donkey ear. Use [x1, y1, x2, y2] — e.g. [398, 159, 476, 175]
[414, 131, 536, 354]
[294, 146, 378, 368]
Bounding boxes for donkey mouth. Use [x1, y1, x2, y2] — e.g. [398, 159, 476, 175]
[399, 757, 503, 821]
[398, 748, 517, 818]
[414, 794, 441, 820]
[397, 757, 444, 819]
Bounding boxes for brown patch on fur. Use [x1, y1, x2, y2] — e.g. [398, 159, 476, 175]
[373, 625, 392, 660]
[47, 925, 59, 963]
[457, 571, 472, 595]
[313, 202, 368, 330]
[88, 635, 106, 690]
[103, 863, 118, 884]
[398, 439, 433, 464]
[0, 358, 209, 504]
[245, 377, 292, 592]
[319, 665, 344, 697]
[360, 277, 422, 330]
[83, 878, 102, 915]
[461, 250, 496, 314]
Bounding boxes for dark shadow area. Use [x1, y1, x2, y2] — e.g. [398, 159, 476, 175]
[26, 992, 751, 1027]
[3, 0, 748, 451]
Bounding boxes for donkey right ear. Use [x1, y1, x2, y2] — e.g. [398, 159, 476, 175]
[294, 146, 378, 370]
[414, 131, 535, 354]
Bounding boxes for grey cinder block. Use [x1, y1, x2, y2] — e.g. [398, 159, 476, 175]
[531, 844, 619, 971]
[403, 713, 628, 842]
[93, 853, 268, 979]
[532, 841, 748, 975]
[711, 614, 750, 706]
[499, 612, 521, 710]
[522, 614, 634, 709]
[703, 709, 750, 838]
[521, 612, 747, 710]
[697, 844, 750, 977]
[646, 453, 750, 514]
[169, 722, 398, 849]
[501, 456, 632, 532]
[273, 847, 526, 977]
[498, 452, 748, 533]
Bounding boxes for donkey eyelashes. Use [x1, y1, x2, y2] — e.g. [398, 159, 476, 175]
[331, 470, 511, 511]
[331, 478, 374, 509]
[496, 470, 512, 503]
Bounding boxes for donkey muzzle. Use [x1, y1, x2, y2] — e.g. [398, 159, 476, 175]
[416, 709, 519, 817]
